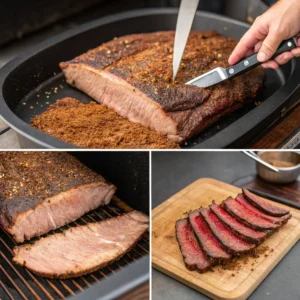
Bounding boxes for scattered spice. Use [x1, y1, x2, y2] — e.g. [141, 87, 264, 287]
[31, 98, 179, 149]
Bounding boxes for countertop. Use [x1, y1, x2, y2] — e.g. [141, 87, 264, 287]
[151, 151, 300, 300]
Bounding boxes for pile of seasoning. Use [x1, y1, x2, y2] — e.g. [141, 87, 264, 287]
[31, 98, 180, 149]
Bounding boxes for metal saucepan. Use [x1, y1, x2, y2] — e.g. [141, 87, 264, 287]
[256, 151, 300, 184]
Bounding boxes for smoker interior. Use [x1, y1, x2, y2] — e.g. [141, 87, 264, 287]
[0, 9, 299, 148]
[0, 152, 149, 300]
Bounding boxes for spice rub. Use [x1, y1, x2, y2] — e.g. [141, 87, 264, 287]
[31, 98, 180, 149]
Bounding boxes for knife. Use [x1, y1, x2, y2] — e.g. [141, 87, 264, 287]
[186, 37, 298, 88]
[173, 0, 199, 81]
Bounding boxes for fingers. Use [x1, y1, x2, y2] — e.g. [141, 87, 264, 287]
[262, 60, 279, 69]
[274, 51, 294, 64]
[291, 48, 300, 57]
[257, 27, 287, 62]
[228, 19, 265, 65]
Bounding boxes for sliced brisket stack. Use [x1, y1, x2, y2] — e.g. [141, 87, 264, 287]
[60, 31, 264, 143]
[0, 152, 116, 243]
[176, 189, 291, 273]
[13, 211, 149, 278]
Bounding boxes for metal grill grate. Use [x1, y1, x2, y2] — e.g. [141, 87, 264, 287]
[0, 197, 149, 300]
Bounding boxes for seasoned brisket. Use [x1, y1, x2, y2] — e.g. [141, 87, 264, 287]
[223, 197, 279, 231]
[0, 152, 116, 243]
[243, 189, 290, 217]
[200, 208, 255, 255]
[210, 201, 268, 245]
[236, 194, 291, 225]
[60, 31, 264, 143]
[176, 190, 292, 274]
[176, 218, 211, 272]
[188, 209, 231, 263]
[13, 211, 148, 278]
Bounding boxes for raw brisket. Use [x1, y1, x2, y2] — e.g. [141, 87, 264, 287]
[13, 211, 148, 278]
[210, 201, 268, 245]
[223, 197, 279, 231]
[176, 218, 211, 272]
[188, 209, 231, 263]
[0, 152, 116, 243]
[236, 194, 291, 225]
[200, 208, 255, 255]
[243, 189, 290, 217]
[60, 31, 264, 143]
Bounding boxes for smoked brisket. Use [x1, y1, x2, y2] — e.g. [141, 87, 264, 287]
[0, 152, 116, 243]
[60, 31, 264, 143]
[243, 189, 290, 217]
[13, 211, 148, 278]
[176, 218, 211, 272]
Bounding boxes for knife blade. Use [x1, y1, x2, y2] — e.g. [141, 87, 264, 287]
[186, 37, 298, 88]
[173, 0, 199, 81]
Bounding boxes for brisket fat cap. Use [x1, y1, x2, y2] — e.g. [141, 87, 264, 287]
[176, 218, 211, 272]
[60, 31, 264, 142]
[13, 211, 148, 279]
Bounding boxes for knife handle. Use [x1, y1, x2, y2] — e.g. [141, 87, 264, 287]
[225, 38, 298, 79]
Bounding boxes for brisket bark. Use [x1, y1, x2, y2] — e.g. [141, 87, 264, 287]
[200, 207, 255, 255]
[242, 189, 290, 217]
[236, 194, 291, 225]
[188, 209, 231, 263]
[0, 152, 116, 243]
[60, 31, 264, 143]
[13, 211, 148, 278]
[223, 197, 279, 231]
[210, 201, 268, 245]
[176, 218, 211, 272]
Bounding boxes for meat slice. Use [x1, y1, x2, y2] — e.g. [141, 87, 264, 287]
[0, 152, 116, 243]
[176, 218, 211, 272]
[60, 31, 264, 143]
[200, 208, 255, 255]
[188, 209, 231, 263]
[236, 194, 291, 225]
[223, 197, 279, 231]
[13, 211, 148, 278]
[210, 202, 268, 245]
[243, 189, 290, 217]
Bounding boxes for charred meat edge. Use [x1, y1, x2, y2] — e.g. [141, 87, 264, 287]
[222, 197, 280, 232]
[210, 201, 270, 245]
[199, 207, 255, 256]
[175, 218, 211, 272]
[242, 189, 290, 217]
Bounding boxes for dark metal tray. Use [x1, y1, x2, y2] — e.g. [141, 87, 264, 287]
[0, 8, 299, 149]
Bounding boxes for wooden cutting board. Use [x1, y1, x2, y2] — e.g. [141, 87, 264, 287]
[152, 178, 300, 300]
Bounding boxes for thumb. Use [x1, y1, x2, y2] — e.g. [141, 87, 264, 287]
[257, 29, 285, 62]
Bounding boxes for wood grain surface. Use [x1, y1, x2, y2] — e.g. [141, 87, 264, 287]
[152, 178, 300, 300]
[233, 175, 300, 204]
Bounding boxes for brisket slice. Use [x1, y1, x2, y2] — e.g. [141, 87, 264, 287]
[13, 211, 148, 279]
[175, 218, 211, 272]
[243, 189, 290, 217]
[236, 194, 291, 225]
[200, 207, 255, 255]
[60, 31, 264, 143]
[223, 197, 279, 231]
[210, 201, 268, 245]
[188, 209, 231, 263]
[0, 152, 116, 243]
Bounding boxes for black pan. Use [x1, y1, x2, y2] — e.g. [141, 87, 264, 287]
[0, 8, 299, 149]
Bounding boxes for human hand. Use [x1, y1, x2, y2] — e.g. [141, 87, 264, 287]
[228, 0, 300, 69]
